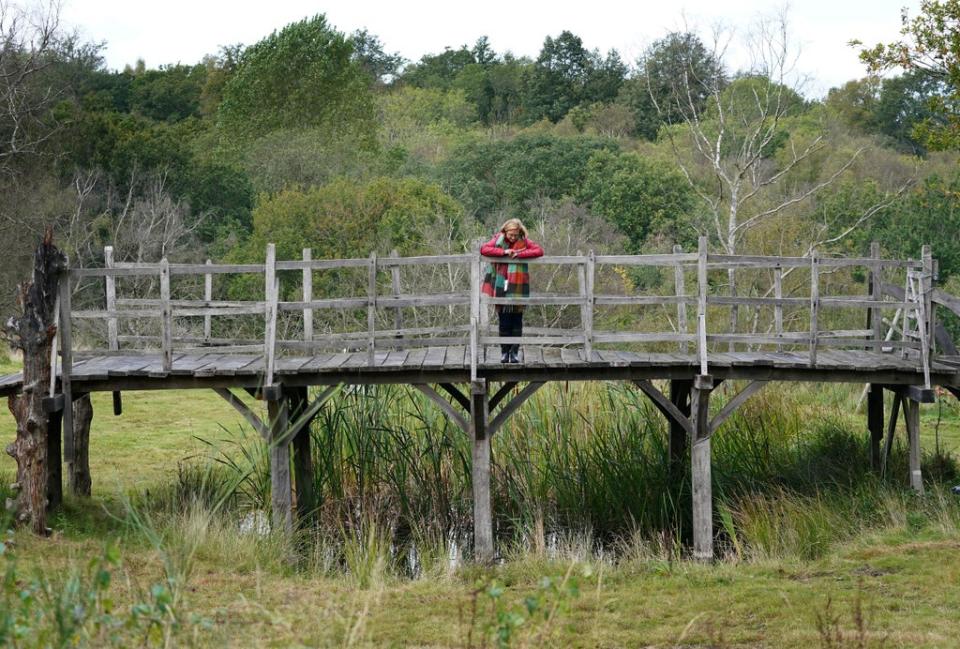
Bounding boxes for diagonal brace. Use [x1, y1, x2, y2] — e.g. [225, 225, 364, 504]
[488, 382, 545, 437]
[214, 388, 269, 439]
[274, 384, 341, 447]
[633, 380, 693, 436]
[413, 383, 469, 433]
[708, 381, 767, 436]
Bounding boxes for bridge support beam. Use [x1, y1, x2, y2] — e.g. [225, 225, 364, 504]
[904, 398, 924, 494]
[867, 384, 884, 470]
[42, 394, 64, 512]
[69, 393, 93, 497]
[288, 387, 317, 525]
[267, 392, 293, 536]
[691, 374, 714, 562]
[470, 380, 494, 563]
[669, 379, 692, 474]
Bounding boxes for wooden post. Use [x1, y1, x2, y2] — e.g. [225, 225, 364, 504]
[69, 393, 93, 497]
[921, 245, 933, 386]
[59, 268, 74, 466]
[389, 249, 403, 333]
[104, 246, 118, 351]
[905, 398, 923, 493]
[289, 387, 315, 525]
[669, 379, 691, 472]
[471, 379, 493, 563]
[870, 242, 882, 353]
[774, 265, 783, 352]
[367, 252, 377, 366]
[204, 259, 213, 341]
[690, 374, 714, 561]
[584, 252, 595, 360]
[159, 257, 172, 372]
[867, 384, 884, 470]
[674, 245, 688, 354]
[809, 253, 819, 366]
[697, 237, 709, 376]
[268, 392, 293, 535]
[264, 244, 278, 386]
[106, 247, 122, 414]
[302, 249, 313, 344]
[45, 400, 62, 512]
[470, 251, 481, 378]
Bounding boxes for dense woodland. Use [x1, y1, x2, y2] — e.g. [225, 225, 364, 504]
[1, 2, 959, 315]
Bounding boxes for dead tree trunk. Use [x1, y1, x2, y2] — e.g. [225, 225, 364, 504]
[70, 394, 92, 496]
[4, 229, 67, 535]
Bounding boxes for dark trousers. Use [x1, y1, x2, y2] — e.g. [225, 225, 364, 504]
[498, 310, 523, 355]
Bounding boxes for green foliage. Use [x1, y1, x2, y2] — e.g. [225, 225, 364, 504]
[626, 31, 726, 140]
[857, 0, 960, 150]
[236, 176, 464, 265]
[577, 149, 698, 250]
[525, 31, 626, 124]
[863, 171, 960, 279]
[440, 133, 619, 216]
[217, 15, 376, 147]
[129, 64, 206, 122]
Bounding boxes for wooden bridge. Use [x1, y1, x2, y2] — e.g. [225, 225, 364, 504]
[4, 237, 960, 561]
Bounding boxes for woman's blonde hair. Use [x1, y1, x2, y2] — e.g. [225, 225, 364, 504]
[499, 218, 528, 238]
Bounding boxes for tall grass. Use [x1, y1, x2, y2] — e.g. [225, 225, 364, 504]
[165, 380, 960, 571]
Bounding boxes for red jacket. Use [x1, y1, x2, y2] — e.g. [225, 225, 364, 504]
[480, 234, 544, 259]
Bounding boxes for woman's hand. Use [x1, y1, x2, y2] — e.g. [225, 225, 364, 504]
[506, 249, 519, 258]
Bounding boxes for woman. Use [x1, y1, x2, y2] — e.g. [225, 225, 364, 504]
[480, 218, 544, 363]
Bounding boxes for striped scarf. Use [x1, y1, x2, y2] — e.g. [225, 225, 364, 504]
[482, 234, 530, 313]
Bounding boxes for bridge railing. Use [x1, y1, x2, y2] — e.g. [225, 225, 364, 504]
[58, 237, 936, 386]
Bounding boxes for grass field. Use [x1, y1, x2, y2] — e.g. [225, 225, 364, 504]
[3, 353, 960, 647]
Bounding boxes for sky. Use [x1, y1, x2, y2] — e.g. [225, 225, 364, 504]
[61, 0, 920, 98]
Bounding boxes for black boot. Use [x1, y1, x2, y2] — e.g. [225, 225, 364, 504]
[509, 345, 520, 363]
[500, 350, 510, 363]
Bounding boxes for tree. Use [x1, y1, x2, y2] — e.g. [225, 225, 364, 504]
[398, 46, 476, 89]
[217, 15, 376, 146]
[578, 150, 698, 250]
[652, 11, 904, 338]
[627, 31, 725, 140]
[0, 1, 69, 176]
[350, 28, 405, 85]
[856, 0, 960, 150]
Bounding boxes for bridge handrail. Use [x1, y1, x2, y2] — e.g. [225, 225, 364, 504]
[56, 238, 938, 389]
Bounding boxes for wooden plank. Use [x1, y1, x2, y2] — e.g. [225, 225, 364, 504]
[302, 249, 313, 343]
[264, 243, 278, 385]
[674, 244, 688, 354]
[104, 246, 118, 352]
[169, 353, 213, 375]
[541, 346, 564, 367]
[524, 346, 545, 367]
[774, 266, 784, 352]
[697, 236, 709, 375]
[423, 346, 447, 368]
[595, 253, 697, 265]
[205, 354, 262, 376]
[296, 352, 347, 372]
[204, 259, 213, 341]
[160, 258, 172, 372]
[404, 347, 429, 370]
[367, 252, 377, 366]
[382, 350, 409, 368]
[560, 347, 588, 367]
[275, 356, 314, 374]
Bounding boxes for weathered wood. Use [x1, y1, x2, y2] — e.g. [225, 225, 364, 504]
[489, 382, 518, 410]
[774, 266, 784, 352]
[214, 388, 269, 438]
[275, 257, 369, 271]
[882, 391, 902, 477]
[5, 231, 66, 534]
[59, 274, 74, 462]
[302, 249, 313, 343]
[289, 387, 316, 525]
[413, 383, 469, 433]
[389, 249, 403, 335]
[922, 245, 934, 385]
[104, 246, 118, 351]
[367, 252, 377, 366]
[69, 393, 92, 497]
[697, 237, 709, 375]
[488, 381, 544, 436]
[691, 374, 714, 561]
[204, 259, 213, 341]
[484, 295, 586, 306]
[438, 382, 470, 411]
[268, 395, 293, 535]
[708, 381, 766, 436]
[470, 380, 494, 563]
[159, 258, 172, 372]
[595, 253, 698, 265]
[669, 379, 691, 472]
[905, 398, 923, 493]
[633, 380, 692, 435]
[810, 254, 819, 366]
[674, 245, 689, 353]
[867, 384, 883, 470]
[45, 405, 62, 511]
[264, 244, 278, 386]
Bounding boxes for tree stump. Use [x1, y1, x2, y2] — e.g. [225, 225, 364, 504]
[4, 229, 66, 535]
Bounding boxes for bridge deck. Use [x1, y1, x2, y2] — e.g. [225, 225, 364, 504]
[3, 348, 958, 396]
